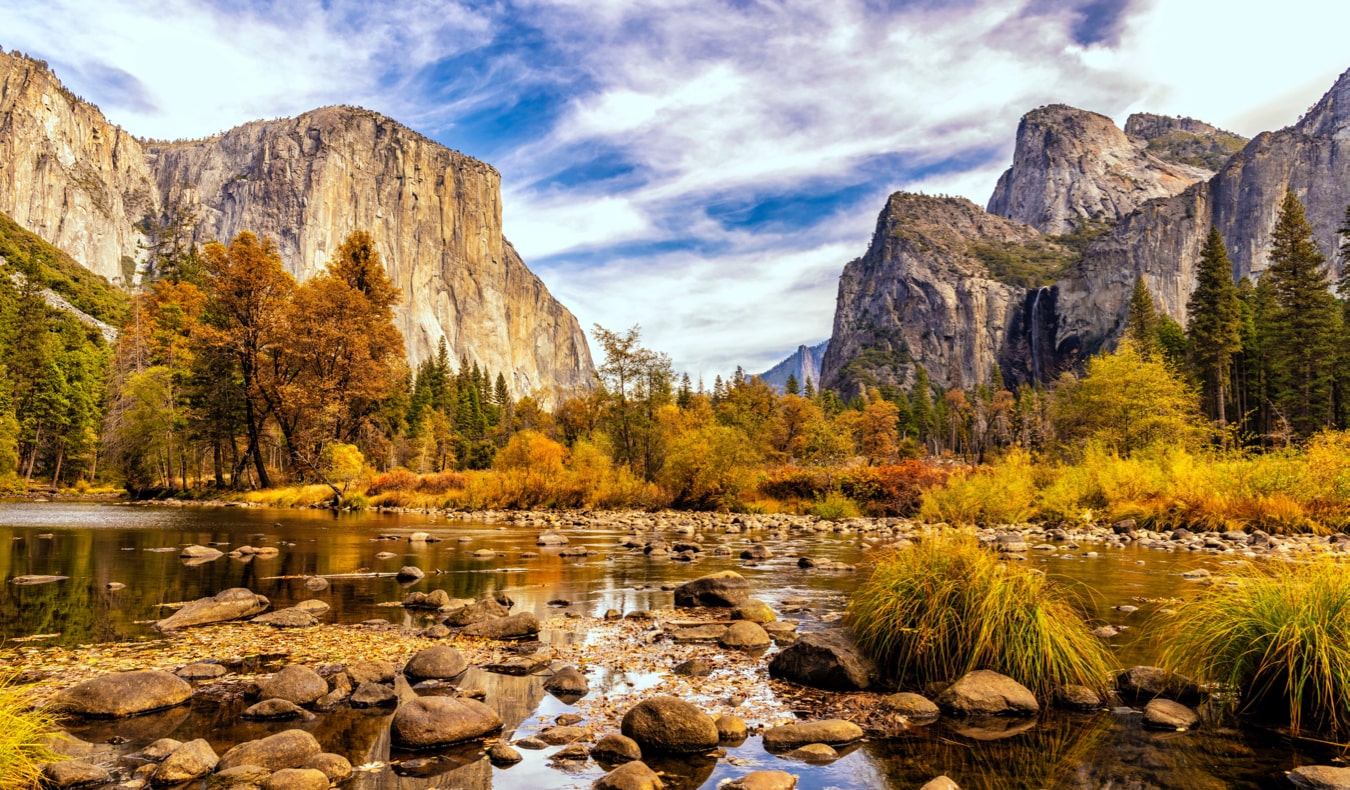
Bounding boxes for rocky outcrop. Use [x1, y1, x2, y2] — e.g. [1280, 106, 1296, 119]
[1124, 113, 1248, 172]
[757, 340, 828, 393]
[987, 104, 1210, 234]
[0, 50, 594, 398]
[819, 193, 1052, 395]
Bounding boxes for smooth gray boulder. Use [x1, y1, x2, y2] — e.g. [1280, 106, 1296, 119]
[767, 630, 875, 690]
[620, 696, 719, 754]
[54, 670, 192, 717]
[673, 571, 751, 607]
[390, 697, 504, 748]
[154, 588, 269, 631]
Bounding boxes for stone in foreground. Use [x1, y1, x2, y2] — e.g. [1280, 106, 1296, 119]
[594, 760, 665, 790]
[936, 670, 1039, 717]
[620, 696, 719, 754]
[217, 729, 323, 772]
[391, 697, 504, 748]
[154, 587, 270, 631]
[1143, 698, 1200, 730]
[767, 630, 876, 690]
[255, 665, 327, 706]
[54, 670, 192, 717]
[403, 645, 468, 680]
[761, 719, 862, 751]
[591, 733, 642, 764]
[1289, 765, 1350, 790]
[673, 571, 752, 607]
[42, 759, 112, 789]
[153, 738, 218, 784]
[723, 770, 798, 790]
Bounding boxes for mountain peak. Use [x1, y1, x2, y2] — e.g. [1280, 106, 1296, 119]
[1297, 67, 1350, 140]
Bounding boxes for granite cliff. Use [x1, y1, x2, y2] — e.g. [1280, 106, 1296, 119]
[757, 341, 828, 393]
[0, 49, 594, 398]
[825, 69, 1350, 397]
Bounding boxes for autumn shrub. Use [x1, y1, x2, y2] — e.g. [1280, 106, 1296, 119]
[806, 492, 860, 520]
[847, 531, 1112, 698]
[919, 450, 1040, 526]
[0, 672, 61, 788]
[366, 469, 419, 495]
[416, 470, 466, 494]
[659, 423, 760, 509]
[1161, 557, 1350, 737]
[758, 466, 831, 502]
[840, 461, 949, 516]
[494, 430, 568, 508]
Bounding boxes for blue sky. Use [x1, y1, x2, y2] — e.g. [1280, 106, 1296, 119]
[2, 0, 1348, 379]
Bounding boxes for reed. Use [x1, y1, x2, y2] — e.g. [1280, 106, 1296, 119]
[0, 673, 62, 789]
[846, 531, 1113, 698]
[1161, 556, 1350, 737]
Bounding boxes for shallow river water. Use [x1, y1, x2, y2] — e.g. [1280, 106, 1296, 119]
[0, 502, 1334, 789]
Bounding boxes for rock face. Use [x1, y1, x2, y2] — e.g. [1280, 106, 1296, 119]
[54, 670, 192, 717]
[0, 50, 593, 397]
[987, 104, 1211, 235]
[823, 69, 1350, 392]
[757, 340, 829, 393]
[154, 588, 269, 631]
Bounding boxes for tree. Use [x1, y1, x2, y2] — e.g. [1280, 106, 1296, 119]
[1187, 226, 1243, 430]
[1264, 191, 1341, 436]
[1124, 276, 1159, 357]
[859, 391, 900, 464]
[785, 374, 800, 396]
[592, 324, 672, 480]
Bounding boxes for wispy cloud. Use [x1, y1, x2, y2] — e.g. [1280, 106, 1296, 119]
[3, 0, 1348, 377]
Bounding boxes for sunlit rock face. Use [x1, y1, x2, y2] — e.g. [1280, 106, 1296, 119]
[0, 50, 594, 400]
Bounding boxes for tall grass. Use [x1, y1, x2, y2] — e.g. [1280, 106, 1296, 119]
[0, 673, 62, 788]
[846, 531, 1113, 699]
[1161, 557, 1350, 738]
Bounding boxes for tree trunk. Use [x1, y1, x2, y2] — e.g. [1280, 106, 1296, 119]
[50, 442, 64, 492]
[243, 397, 271, 488]
[213, 440, 225, 488]
[23, 423, 42, 491]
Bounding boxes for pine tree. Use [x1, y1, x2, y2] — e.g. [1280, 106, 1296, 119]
[784, 373, 800, 396]
[676, 372, 693, 408]
[1264, 190, 1341, 436]
[803, 377, 815, 398]
[911, 365, 934, 452]
[1187, 226, 1243, 429]
[1124, 276, 1159, 357]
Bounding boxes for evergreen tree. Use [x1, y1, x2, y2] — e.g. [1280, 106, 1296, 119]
[803, 377, 815, 399]
[1264, 190, 1341, 436]
[676, 372, 693, 408]
[1124, 276, 1159, 357]
[911, 365, 935, 452]
[1186, 226, 1243, 430]
[785, 373, 800, 396]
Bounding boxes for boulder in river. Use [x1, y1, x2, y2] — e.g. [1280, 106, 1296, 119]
[719, 621, 771, 650]
[396, 565, 425, 582]
[153, 588, 269, 631]
[180, 544, 223, 560]
[620, 696, 719, 754]
[936, 670, 1039, 717]
[1116, 666, 1203, 704]
[880, 692, 939, 719]
[251, 608, 318, 628]
[54, 670, 192, 717]
[462, 612, 540, 639]
[590, 733, 642, 764]
[217, 729, 322, 772]
[390, 697, 504, 748]
[594, 760, 664, 790]
[42, 760, 111, 789]
[1142, 698, 1200, 730]
[722, 771, 798, 790]
[544, 666, 590, 697]
[260, 767, 330, 790]
[761, 719, 862, 751]
[730, 599, 776, 623]
[153, 738, 218, 784]
[673, 571, 752, 607]
[443, 597, 510, 626]
[767, 630, 875, 691]
[242, 699, 310, 721]
[255, 665, 328, 706]
[1288, 765, 1350, 790]
[403, 645, 468, 680]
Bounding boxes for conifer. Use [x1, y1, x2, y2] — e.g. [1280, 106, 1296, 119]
[1187, 226, 1242, 429]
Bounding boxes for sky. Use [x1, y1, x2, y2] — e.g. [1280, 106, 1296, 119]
[2, 0, 1348, 380]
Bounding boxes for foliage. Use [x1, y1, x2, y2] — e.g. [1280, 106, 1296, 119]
[1161, 557, 1350, 737]
[1124, 276, 1159, 357]
[1142, 128, 1246, 171]
[321, 443, 364, 492]
[1187, 226, 1242, 428]
[806, 492, 860, 520]
[919, 449, 1041, 525]
[0, 210, 129, 325]
[968, 239, 1077, 289]
[0, 672, 62, 789]
[846, 531, 1113, 698]
[837, 461, 949, 516]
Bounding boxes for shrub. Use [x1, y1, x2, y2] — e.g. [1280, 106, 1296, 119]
[416, 471, 466, 494]
[846, 531, 1113, 698]
[758, 466, 831, 502]
[0, 673, 61, 788]
[1161, 557, 1350, 737]
[366, 469, 418, 495]
[807, 492, 860, 520]
[918, 450, 1039, 526]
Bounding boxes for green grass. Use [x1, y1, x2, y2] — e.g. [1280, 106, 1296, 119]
[0, 210, 129, 326]
[846, 530, 1113, 699]
[968, 239, 1078, 289]
[1161, 557, 1350, 738]
[0, 673, 63, 788]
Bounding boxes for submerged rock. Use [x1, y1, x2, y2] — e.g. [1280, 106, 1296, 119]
[154, 588, 269, 631]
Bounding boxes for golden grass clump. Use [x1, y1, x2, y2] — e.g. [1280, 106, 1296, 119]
[1162, 557, 1350, 737]
[0, 673, 62, 788]
[846, 530, 1114, 699]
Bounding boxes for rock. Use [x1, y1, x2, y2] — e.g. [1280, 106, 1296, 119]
[54, 670, 192, 717]
[349, 681, 398, 707]
[719, 620, 771, 650]
[487, 742, 523, 765]
[390, 697, 504, 748]
[591, 733, 642, 764]
[552, 742, 590, 762]
[544, 666, 590, 697]
[374, 551, 396, 560]
[673, 571, 752, 607]
[260, 768, 330, 790]
[1055, 685, 1103, 712]
[242, 699, 310, 720]
[620, 696, 719, 754]
[730, 599, 776, 623]
[514, 737, 549, 750]
[153, 739, 218, 784]
[180, 544, 224, 560]
[937, 670, 1039, 717]
[880, 692, 939, 718]
[403, 645, 468, 680]
[345, 660, 396, 685]
[714, 715, 747, 743]
[540, 725, 587, 745]
[396, 565, 424, 582]
[672, 658, 713, 677]
[740, 544, 772, 560]
[671, 624, 727, 643]
[177, 662, 227, 680]
[723, 770, 798, 790]
[11, 574, 69, 585]
[537, 531, 569, 545]
[461, 611, 540, 639]
[256, 665, 327, 706]
[212, 765, 273, 786]
[301, 754, 351, 784]
[105, 582, 126, 591]
[43, 759, 112, 789]
[137, 739, 183, 762]
[767, 630, 876, 691]
[423, 624, 451, 639]
[409, 531, 431, 542]
[1289, 766, 1350, 790]
[1117, 666, 1203, 704]
[443, 597, 510, 626]
[302, 577, 328, 592]
[785, 743, 838, 762]
[217, 730, 323, 772]
[761, 719, 862, 751]
[154, 588, 270, 631]
[594, 761, 664, 790]
[919, 777, 961, 790]
[251, 608, 318, 628]
[1143, 698, 1200, 730]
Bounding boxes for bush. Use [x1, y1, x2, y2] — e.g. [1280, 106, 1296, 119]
[758, 466, 831, 502]
[366, 469, 419, 495]
[807, 492, 860, 520]
[0, 673, 61, 788]
[919, 450, 1040, 525]
[842, 461, 950, 516]
[846, 531, 1113, 698]
[1162, 557, 1350, 737]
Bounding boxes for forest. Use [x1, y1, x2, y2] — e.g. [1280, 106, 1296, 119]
[1, 191, 1348, 531]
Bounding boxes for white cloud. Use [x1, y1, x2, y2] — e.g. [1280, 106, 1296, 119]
[503, 193, 651, 260]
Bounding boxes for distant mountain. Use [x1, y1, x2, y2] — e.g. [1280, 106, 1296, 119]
[758, 341, 828, 392]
